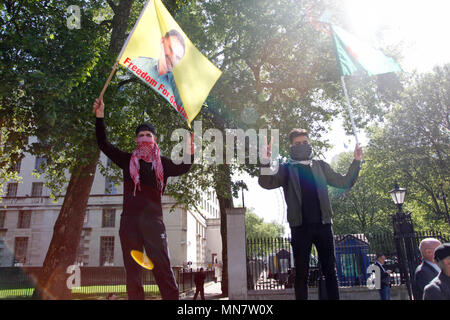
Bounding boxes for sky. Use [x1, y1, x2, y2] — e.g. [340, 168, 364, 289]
[232, 0, 450, 236]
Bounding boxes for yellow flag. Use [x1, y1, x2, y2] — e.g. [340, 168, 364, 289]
[118, 0, 222, 127]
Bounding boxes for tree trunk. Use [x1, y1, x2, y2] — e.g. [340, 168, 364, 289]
[32, 153, 99, 300]
[31, 0, 135, 300]
[108, 0, 135, 54]
[214, 164, 234, 297]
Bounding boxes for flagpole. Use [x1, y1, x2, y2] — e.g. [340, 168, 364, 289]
[340, 75, 359, 145]
[99, 60, 119, 100]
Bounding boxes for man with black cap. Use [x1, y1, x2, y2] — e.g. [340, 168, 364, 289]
[93, 97, 194, 300]
[423, 243, 450, 300]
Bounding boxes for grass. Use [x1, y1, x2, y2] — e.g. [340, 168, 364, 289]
[0, 285, 161, 300]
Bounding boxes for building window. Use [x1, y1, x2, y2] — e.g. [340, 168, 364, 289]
[102, 209, 115, 228]
[17, 211, 31, 229]
[34, 157, 47, 173]
[6, 183, 18, 197]
[31, 182, 43, 197]
[14, 237, 28, 266]
[105, 177, 117, 195]
[76, 229, 91, 266]
[100, 236, 115, 266]
[0, 231, 6, 251]
[0, 211, 5, 228]
[84, 210, 89, 225]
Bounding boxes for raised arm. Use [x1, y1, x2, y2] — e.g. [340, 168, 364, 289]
[258, 136, 286, 189]
[93, 98, 129, 169]
[162, 156, 194, 177]
[258, 162, 287, 189]
[320, 160, 361, 189]
[163, 132, 195, 177]
[321, 144, 363, 189]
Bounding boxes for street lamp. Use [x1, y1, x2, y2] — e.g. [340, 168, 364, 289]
[389, 182, 406, 212]
[389, 182, 416, 300]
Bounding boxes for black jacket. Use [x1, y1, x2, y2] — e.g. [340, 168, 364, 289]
[423, 272, 450, 300]
[375, 261, 391, 289]
[194, 271, 206, 286]
[413, 261, 440, 300]
[258, 159, 361, 227]
[96, 117, 192, 218]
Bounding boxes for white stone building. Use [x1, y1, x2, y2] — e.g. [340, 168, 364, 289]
[0, 147, 222, 270]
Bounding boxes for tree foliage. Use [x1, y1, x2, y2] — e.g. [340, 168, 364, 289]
[245, 208, 284, 239]
[367, 65, 449, 231]
[2, 0, 431, 299]
[330, 151, 393, 234]
[330, 65, 449, 234]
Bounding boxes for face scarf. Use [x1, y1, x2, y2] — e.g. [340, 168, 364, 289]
[289, 144, 313, 165]
[130, 136, 164, 196]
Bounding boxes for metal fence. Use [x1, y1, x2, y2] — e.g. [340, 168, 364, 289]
[0, 267, 215, 299]
[246, 231, 449, 291]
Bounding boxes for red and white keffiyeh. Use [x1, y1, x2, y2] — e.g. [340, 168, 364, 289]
[130, 136, 164, 196]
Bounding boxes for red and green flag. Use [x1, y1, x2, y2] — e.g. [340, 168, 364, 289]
[331, 25, 401, 76]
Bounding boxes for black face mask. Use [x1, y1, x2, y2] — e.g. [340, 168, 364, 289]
[290, 144, 313, 161]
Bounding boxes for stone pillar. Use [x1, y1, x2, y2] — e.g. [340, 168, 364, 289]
[226, 207, 247, 300]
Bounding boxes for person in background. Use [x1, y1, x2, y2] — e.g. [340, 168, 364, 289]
[106, 293, 117, 300]
[423, 243, 450, 300]
[193, 267, 206, 300]
[413, 238, 441, 300]
[374, 253, 392, 300]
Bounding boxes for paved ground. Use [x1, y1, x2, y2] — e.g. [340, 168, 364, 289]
[181, 281, 228, 300]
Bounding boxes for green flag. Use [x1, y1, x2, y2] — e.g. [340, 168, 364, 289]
[331, 25, 401, 76]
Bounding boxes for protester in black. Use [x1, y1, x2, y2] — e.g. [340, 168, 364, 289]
[93, 98, 194, 300]
[259, 129, 363, 300]
[193, 268, 206, 300]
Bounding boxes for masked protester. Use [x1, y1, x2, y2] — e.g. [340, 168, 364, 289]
[259, 128, 363, 300]
[93, 98, 194, 300]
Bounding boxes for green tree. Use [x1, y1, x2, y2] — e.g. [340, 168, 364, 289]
[329, 65, 449, 235]
[245, 208, 284, 239]
[329, 151, 393, 234]
[1, 0, 405, 299]
[367, 65, 449, 232]
[171, 0, 403, 295]
[245, 208, 285, 258]
[174, 0, 383, 295]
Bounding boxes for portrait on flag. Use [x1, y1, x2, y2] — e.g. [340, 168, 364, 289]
[118, 0, 222, 127]
[128, 29, 186, 113]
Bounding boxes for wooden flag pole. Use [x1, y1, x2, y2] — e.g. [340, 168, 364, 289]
[99, 60, 119, 100]
[340, 75, 359, 145]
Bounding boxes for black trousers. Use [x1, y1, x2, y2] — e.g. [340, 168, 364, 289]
[119, 214, 179, 300]
[193, 283, 205, 300]
[290, 223, 340, 300]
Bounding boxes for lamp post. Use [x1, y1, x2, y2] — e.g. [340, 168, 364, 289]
[389, 183, 417, 300]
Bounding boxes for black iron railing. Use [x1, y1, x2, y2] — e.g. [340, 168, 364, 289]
[246, 231, 449, 291]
